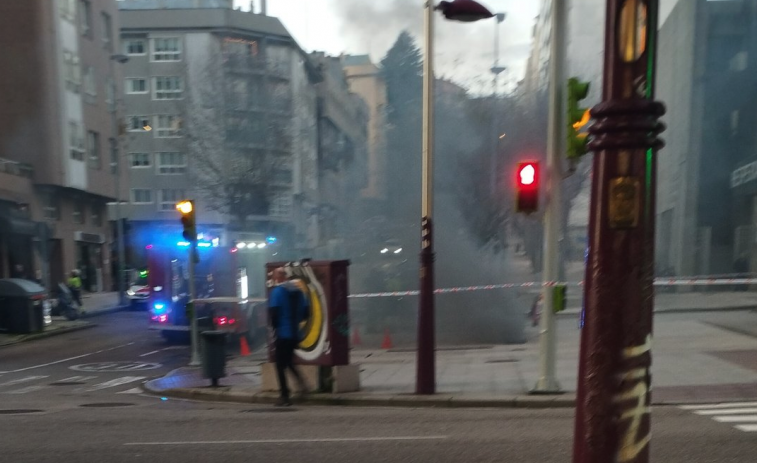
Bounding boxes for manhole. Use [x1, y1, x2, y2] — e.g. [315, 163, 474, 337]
[50, 382, 86, 386]
[0, 409, 44, 415]
[484, 358, 518, 364]
[79, 403, 135, 408]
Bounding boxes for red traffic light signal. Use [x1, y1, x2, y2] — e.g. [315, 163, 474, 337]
[516, 162, 539, 214]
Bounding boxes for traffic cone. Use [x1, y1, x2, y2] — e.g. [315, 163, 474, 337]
[351, 324, 362, 347]
[239, 336, 251, 356]
[381, 328, 393, 349]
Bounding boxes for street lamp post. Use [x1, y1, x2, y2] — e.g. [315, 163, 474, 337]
[417, 0, 494, 395]
[110, 54, 129, 306]
[489, 13, 506, 197]
[572, 1, 665, 462]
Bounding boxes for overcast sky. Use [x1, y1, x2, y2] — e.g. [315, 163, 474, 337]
[235, 0, 680, 94]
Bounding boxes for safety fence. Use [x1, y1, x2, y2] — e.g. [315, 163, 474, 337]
[347, 274, 757, 299]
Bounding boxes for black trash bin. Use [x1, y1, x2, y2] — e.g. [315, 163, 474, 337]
[201, 330, 227, 387]
[0, 279, 46, 334]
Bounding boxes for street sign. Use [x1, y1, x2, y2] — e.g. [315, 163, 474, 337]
[70, 362, 161, 372]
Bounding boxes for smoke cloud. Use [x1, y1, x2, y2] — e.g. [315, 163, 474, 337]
[332, 0, 538, 94]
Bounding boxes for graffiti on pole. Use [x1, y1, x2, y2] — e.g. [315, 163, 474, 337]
[613, 334, 652, 462]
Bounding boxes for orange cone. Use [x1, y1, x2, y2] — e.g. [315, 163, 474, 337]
[351, 324, 362, 347]
[381, 328, 393, 349]
[240, 336, 251, 356]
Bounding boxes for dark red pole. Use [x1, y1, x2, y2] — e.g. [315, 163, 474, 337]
[572, 1, 665, 462]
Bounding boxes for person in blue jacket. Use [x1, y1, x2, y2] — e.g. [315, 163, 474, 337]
[269, 267, 309, 406]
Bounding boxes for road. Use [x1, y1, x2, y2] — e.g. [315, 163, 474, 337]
[1, 311, 757, 462]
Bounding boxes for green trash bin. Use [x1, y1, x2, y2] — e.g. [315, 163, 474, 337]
[0, 279, 46, 334]
[201, 330, 227, 387]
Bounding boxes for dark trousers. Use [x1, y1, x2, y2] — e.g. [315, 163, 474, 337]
[275, 337, 304, 400]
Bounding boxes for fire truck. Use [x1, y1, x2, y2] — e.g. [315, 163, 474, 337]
[145, 238, 267, 345]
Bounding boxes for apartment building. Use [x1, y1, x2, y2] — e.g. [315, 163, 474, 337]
[0, 0, 124, 291]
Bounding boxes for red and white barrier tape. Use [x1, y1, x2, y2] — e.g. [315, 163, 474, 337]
[347, 276, 757, 299]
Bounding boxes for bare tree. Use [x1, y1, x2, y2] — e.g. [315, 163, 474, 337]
[183, 45, 281, 228]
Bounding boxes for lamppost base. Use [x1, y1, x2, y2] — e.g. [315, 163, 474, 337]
[531, 379, 562, 395]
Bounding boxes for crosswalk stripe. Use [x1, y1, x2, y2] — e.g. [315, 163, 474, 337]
[695, 408, 757, 416]
[734, 424, 757, 432]
[713, 415, 757, 423]
[118, 387, 144, 394]
[86, 376, 145, 392]
[0, 376, 48, 387]
[681, 402, 757, 410]
[6, 385, 47, 394]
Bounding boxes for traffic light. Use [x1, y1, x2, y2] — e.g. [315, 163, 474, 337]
[567, 77, 591, 160]
[515, 161, 539, 214]
[176, 200, 196, 242]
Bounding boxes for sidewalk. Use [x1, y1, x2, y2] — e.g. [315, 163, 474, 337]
[0, 291, 128, 348]
[145, 309, 757, 408]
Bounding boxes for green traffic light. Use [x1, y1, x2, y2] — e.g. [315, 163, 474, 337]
[567, 77, 591, 160]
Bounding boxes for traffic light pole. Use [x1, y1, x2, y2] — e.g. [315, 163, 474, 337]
[188, 242, 199, 366]
[533, 0, 565, 394]
[572, 1, 665, 462]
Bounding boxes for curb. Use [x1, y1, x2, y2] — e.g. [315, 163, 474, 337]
[141, 380, 577, 409]
[80, 304, 131, 319]
[0, 322, 97, 347]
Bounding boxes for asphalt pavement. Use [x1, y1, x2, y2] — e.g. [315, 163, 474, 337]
[2, 310, 757, 462]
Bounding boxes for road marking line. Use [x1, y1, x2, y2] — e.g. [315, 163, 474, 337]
[734, 424, 757, 432]
[54, 376, 97, 383]
[139, 350, 160, 357]
[124, 436, 449, 446]
[713, 415, 757, 423]
[118, 387, 144, 394]
[6, 385, 47, 394]
[86, 376, 145, 391]
[681, 402, 757, 410]
[0, 342, 135, 374]
[0, 376, 48, 387]
[695, 408, 757, 416]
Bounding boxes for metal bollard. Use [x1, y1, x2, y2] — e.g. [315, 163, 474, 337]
[201, 330, 227, 387]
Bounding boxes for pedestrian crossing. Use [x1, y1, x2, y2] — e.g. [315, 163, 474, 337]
[0, 374, 146, 395]
[681, 402, 757, 432]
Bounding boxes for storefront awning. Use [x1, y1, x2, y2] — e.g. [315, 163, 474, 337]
[0, 216, 37, 236]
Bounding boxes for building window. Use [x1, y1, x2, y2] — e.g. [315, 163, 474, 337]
[69, 121, 85, 161]
[125, 39, 146, 56]
[43, 195, 60, 221]
[101, 13, 113, 50]
[105, 77, 115, 108]
[270, 194, 292, 218]
[91, 205, 102, 227]
[60, 0, 76, 21]
[154, 115, 182, 138]
[158, 189, 185, 212]
[73, 201, 85, 224]
[152, 76, 183, 100]
[130, 152, 151, 168]
[126, 116, 151, 132]
[131, 189, 153, 204]
[87, 131, 100, 169]
[126, 78, 148, 94]
[151, 38, 182, 62]
[79, 0, 92, 37]
[157, 152, 186, 175]
[109, 138, 118, 174]
[63, 50, 81, 93]
[84, 66, 97, 103]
